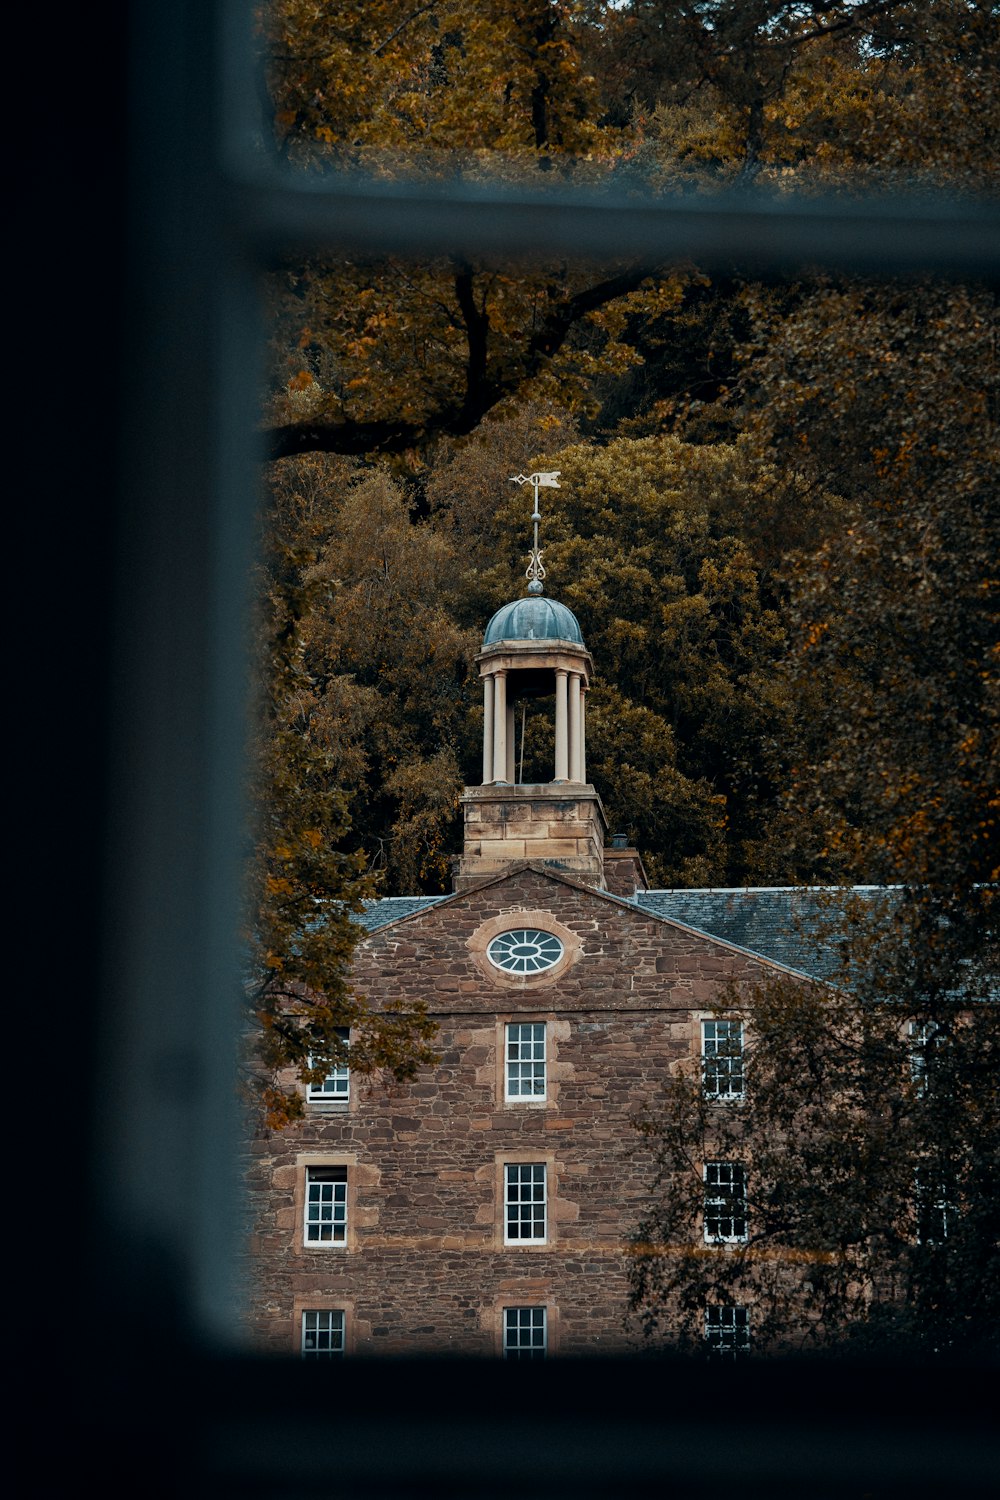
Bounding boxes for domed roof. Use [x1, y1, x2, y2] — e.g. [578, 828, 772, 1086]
[483, 596, 585, 647]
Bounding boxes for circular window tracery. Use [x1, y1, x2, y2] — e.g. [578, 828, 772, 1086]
[487, 928, 564, 975]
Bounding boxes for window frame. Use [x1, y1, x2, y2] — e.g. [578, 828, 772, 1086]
[908, 1020, 934, 1095]
[99, 2, 1000, 1359]
[504, 1161, 548, 1245]
[505, 1021, 548, 1102]
[301, 1308, 346, 1359]
[915, 1168, 955, 1245]
[705, 1305, 750, 1361]
[503, 1305, 548, 1360]
[306, 1027, 351, 1104]
[304, 1165, 349, 1248]
[704, 1161, 749, 1244]
[487, 927, 564, 977]
[701, 1019, 745, 1100]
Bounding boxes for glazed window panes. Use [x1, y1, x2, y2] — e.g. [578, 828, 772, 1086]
[301, 1309, 345, 1358]
[915, 1170, 953, 1244]
[705, 1305, 750, 1360]
[704, 1162, 748, 1243]
[305, 1166, 348, 1245]
[506, 1023, 547, 1099]
[504, 1306, 547, 1359]
[487, 928, 563, 975]
[306, 1028, 350, 1101]
[702, 1020, 745, 1098]
[909, 1021, 933, 1094]
[505, 1163, 547, 1242]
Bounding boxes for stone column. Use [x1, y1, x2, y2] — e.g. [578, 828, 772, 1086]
[506, 701, 516, 784]
[554, 668, 569, 781]
[493, 671, 507, 782]
[569, 672, 582, 782]
[580, 686, 588, 785]
[482, 673, 494, 783]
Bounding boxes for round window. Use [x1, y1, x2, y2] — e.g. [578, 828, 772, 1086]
[486, 928, 564, 975]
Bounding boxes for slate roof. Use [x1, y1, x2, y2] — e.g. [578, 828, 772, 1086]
[354, 882, 897, 979]
[354, 895, 450, 932]
[633, 886, 896, 981]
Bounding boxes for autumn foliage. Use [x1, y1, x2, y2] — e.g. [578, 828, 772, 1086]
[248, 0, 999, 1325]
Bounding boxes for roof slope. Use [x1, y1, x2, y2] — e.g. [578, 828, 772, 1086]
[355, 882, 897, 980]
[633, 887, 895, 981]
[355, 895, 449, 932]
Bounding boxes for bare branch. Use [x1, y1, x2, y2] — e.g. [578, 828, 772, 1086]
[372, 2, 439, 59]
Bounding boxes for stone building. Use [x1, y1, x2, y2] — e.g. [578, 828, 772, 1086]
[246, 580, 838, 1361]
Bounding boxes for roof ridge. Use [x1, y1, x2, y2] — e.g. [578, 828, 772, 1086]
[640, 885, 898, 895]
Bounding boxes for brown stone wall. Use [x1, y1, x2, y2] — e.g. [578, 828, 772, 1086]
[602, 847, 650, 898]
[244, 865, 778, 1357]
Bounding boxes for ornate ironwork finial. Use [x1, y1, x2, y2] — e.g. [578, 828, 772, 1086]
[509, 470, 560, 595]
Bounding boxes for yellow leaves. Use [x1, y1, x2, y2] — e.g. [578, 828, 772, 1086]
[266, 875, 294, 895]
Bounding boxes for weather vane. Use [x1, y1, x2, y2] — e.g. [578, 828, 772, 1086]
[509, 470, 560, 595]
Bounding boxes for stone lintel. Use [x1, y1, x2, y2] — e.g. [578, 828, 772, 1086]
[475, 640, 593, 685]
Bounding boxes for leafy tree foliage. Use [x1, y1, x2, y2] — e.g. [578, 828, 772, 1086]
[246, 456, 441, 1127]
[625, 270, 998, 1357]
[250, 4, 1000, 1145]
[628, 928, 1000, 1359]
[444, 428, 843, 883]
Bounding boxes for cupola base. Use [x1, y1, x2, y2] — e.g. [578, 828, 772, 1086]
[454, 782, 608, 891]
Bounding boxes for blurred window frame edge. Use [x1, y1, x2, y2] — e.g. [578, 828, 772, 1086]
[92, 0, 1000, 1359]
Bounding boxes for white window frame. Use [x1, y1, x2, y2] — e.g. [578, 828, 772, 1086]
[306, 1027, 350, 1102]
[704, 1161, 748, 1244]
[301, 1308, 346, 1358]
[702, 1019, 745, 1099]
[503, 1305, 547, 1360]
[908, 1020, 933, 1094]
[504, 1162, 547, 1243]
[487, 928, 564, 975]
[915, 1168, 954, 1245]
[705, 1305, 750, 1360]
[505, 1022, 547, 1101]
[304, 1165, 348, 1246]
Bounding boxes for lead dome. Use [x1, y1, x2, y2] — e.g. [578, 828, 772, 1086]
[482, 597, 584, 648]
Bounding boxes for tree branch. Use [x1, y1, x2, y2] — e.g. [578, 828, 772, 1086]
[372, 2, 439, 58]
[266, 264, 657, 460]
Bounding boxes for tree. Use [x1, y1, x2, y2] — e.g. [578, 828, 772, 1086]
[628, 927, 1000, 1358]
[246, 454, 441, 1127]
[259, 3, 1000, 465]
[626, 266, 1000, 1358]
[441, 425, 842, 884]
[733, 274, 1000, 976]
[249, 3, 1000, 1126]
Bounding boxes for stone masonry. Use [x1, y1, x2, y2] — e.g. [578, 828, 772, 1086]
[454, 784, 608, 890]
[245, 862, 786, 1357]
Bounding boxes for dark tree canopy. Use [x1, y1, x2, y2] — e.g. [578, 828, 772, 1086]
[248, 2, 1000, 1163]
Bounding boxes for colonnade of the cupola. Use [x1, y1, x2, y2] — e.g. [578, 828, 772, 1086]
[454, 592, 608, 892]
[476, 595, 592, 788]
[479, 648, 589, 786]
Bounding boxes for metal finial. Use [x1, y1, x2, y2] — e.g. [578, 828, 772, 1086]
[509, 470, 560, 596]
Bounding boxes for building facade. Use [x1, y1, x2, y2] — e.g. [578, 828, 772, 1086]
[245, 590, 831, 1360]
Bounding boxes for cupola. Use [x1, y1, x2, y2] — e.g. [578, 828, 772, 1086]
[454, 471, 608, 892]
